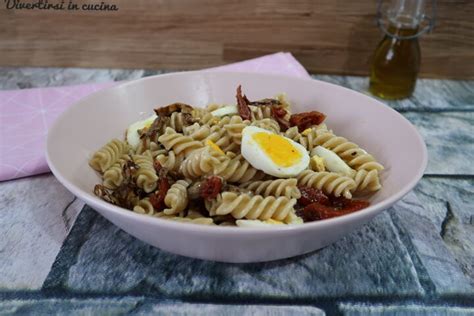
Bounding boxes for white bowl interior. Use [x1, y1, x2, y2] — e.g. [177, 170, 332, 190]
[46, 71, 427, 262]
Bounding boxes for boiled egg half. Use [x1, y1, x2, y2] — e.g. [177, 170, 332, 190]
[126, 114, 157, 149]
[241, 126, 309, 177]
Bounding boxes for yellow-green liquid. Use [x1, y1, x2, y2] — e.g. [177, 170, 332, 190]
[369, 25, 421, 100]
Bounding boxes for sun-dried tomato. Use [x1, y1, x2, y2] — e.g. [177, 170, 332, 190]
[290, 111, 326, 132]
[270, 106, 290, 131]
[329, 196, 370, 212]
[249, 98, 281, 107]
[154, 102, 193, 117]
[142, 116, 170, 140]
[301, 199, 369, 222]
[328, 196, 350, 209]
[243, 94, 251, 105]
[301, 202, 342, 221]
[200, 176, 223, 200]
[297, 186, 329, 206]
[236, 85, 252, 121]
[149, 176, 170, 211]
[272, 106, 287, 117]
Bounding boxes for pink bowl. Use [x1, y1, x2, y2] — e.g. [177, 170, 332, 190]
[46, 71, 427, 262]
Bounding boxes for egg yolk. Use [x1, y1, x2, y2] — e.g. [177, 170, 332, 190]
[252, 132, 302, 167]
[139, 121, 154, 133]
[205, 139, 225, 155]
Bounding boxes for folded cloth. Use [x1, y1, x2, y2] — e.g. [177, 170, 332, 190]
[0, 52, 309, 181]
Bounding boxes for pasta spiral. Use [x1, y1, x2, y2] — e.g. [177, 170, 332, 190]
[156, 151, 185, 173]
[286, 212, 304, 225]
[102, 154, 130, 189]
[240, 178, 301, 199]
[352, 169, 382, 192]
[297, 170, 356, 199]
[158, 127, 203, 157]
[180, 146, 227, 179]
[206, 192, 297, 223]
[183, 123, 211, 141]
[169, 112, 190, 132]
[213, 153, 265, 183]
[89, 139, 130, 173]
[136, 140, 166, 158]
[223, 116, 250, 145]
[164, 180, 190, 215]
[186, 209, 209, 220]
[283, 126, 299, 139]
[250, 118, 280, 133]
[284, 125, 327, 151]
[250, 105, 273, 121]
[133, 198, 155, 215]
[198, 112, 220, 126]
[276, 93, 290, 109]
[204, 125, 238, 153]
[132, 153, 158, 193]
[214, 115, 232, 127]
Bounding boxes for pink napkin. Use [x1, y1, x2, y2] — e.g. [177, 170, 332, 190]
[0, 52, 309, 181]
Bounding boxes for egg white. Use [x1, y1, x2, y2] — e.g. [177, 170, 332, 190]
[211, 104, 238, 117]
[241, 126, 309, 178]
[126, 114, 157, 149]
[311, 146, 355, 177]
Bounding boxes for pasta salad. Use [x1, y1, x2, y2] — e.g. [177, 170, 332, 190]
[90, 86, 384, 227]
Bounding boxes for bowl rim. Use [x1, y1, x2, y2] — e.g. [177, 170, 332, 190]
[46, 70, 428, 235]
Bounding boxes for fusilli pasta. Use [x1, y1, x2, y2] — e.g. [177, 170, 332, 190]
[204, 125, 235, 152]
[297, 170, 356, 199]
[136, 140, 166, 158]
[89, 139, 129, 173]
[214, 153, 265, 183]
[352, 169, 382, 192]
[206, 192, 298, 223]
[169, 112, 191, 132]
[240, 179, 301, 199]
[133, 198, 155, 215]
[158, 127, 203, 157]
[164, 179, 191, 215]
[156, 151, 185, 173]
[250, 118, 280, 133]
[180, 146, 227, 179]
[102, 154, 130, 189]
[223, 116, 250, 145]
[250, 105, 273, 121]
[183, 123, 211, 141]
[132, 152, 158, 193]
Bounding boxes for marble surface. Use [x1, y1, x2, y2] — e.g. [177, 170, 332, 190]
[44, 208, 424, 298]
[0, 174, 83, 290]
[0, 67, 473, 315]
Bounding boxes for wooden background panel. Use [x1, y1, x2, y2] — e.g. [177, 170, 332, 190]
[0, 0, 473, 78]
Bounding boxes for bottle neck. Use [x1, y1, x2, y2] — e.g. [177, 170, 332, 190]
[385, 23, 420, 40]
[376, 0, 436, 40]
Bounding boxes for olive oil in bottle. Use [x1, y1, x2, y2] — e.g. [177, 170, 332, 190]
[369, 25, 420, 99]
[369, 0, 436, 100]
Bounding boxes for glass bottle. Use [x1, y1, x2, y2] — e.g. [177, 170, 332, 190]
[369, 0, 436, 100]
